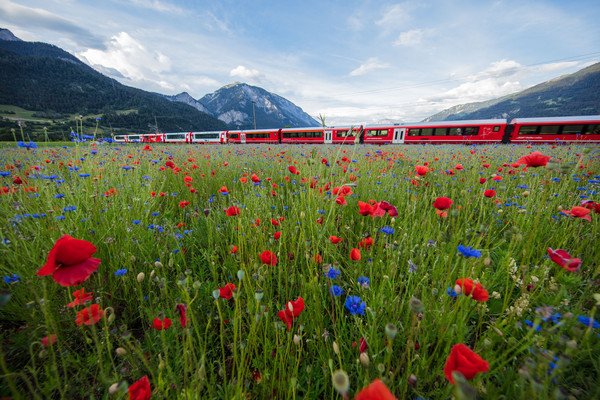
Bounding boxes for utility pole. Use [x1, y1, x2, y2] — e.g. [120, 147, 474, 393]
[252, 101, 256, 130]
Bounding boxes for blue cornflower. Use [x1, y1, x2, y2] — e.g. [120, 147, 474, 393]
[79, 174, 91, 178]
[54, 194, 65, 198]
[345, 296, 366, 315]
[3, 274, 20, 284]
[330, 285, 343, 297]
[151, 212, 160, 216]
[114, 269, 128, 276]
[17, 141, 37, 149]
[380, 226, 394, 235]
[577, 315, 600, 329]
[446, 287, 459, 297]
[325, 267, 340, 279]
[457, 245, 482, 258]
[357, 276, 370, 287]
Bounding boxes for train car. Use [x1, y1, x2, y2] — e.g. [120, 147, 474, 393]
[226, 130, 242, 144]
[323, 126, 363, 144]
[164, 132, 191, 143]
[113, 135, 127, 143]
[509, 115, 600, 143]
[191, 131, 228, 144]
[141, 134, 164, 143]
[362, 124, 406, 145]
[402, 119, 507, 144]
[236, 128, 281, 144]
[125, 134, 143, 143]
[280, 127, 325, 144]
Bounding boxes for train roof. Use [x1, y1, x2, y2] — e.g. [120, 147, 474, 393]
[280, 126, 325, 131]
[363, 119, 506, 128]
[510, 115, 600, 124]
[238, 128, 280, 133]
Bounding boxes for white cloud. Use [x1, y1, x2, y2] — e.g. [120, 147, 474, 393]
[0, 0, 105, 48]
[130, 0, 184, 14]
[77, 32, 171, 82]
[349, 57, 390, 77]
[230, 65, 262, 80]
[393, 29, 423, 46]
[376, 3, 412, 31]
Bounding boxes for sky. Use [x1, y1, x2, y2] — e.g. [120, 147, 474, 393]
[1, 0, 599, 125]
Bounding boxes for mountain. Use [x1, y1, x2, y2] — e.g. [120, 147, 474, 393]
[0, 28, 21, 41]
[425, 62, 600, 121]
[0, 29, 227, 138]
[196, 82, 319, 129]
[162, 92, 210, 114]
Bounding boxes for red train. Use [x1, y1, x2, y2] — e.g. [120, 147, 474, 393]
[113, 115, 600, 144]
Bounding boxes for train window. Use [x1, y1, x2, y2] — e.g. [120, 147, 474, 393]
[166, 134, 186, 140]
[194, 133, 219, 139]
[115, 136, 126, 140]
[583, 124, 600, 135]
[128, 135, 140, 141]
[421, 128, 434, 136]
[561, 125, 584, 135]
[493, 126, 500, 132]
[336, 130, 348, 137]
[433, 128, 448, 136]
[246, 133, 269, 138]
[229, 133, 239, 139]
[464, 127, 479, 135]
[366, 129, 388, 137]
[408, 129, 420, 136]
[518, 125, 539, 135]
[539, 125, 561, 135]
[447, 128, 463, 136]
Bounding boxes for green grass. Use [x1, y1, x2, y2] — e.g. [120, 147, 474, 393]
[0, 142, 598, 399]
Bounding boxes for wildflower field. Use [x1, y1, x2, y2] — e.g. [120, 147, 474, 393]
[0, 141, 599, 399]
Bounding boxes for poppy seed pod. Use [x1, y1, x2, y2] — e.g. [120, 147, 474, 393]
[331, 370, 350, 395]
[136, 272, 145, 283]
[359, 352, 370, 368]
[409, 297, 424, 313]
[385, 323, 398, 340]
[333, 341, 340, 354]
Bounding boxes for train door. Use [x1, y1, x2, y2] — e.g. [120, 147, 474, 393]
[392, 128, 405, 144]
[324, 130, 333, 144]
[241, 132, 246, 144]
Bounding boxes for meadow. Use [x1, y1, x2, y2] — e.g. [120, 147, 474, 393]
[0, 141, 598, 399]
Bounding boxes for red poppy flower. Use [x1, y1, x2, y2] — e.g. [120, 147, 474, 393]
[288, 166, 297, 174]
[335, 196, 348, 206]
[219, 283, 236, 299]
[229, 245, 238, 254]
[329, 236, 342, 244]
[179, 200, 190, 208]
[151, 317, 172, 330]
[379, 201, 399, 217]
[455, 279, 489, 302]
[561, 206, 592, 221]
[37, 235, 101, 287]
[67, 287, 94, 308]
[547, 248, 582, 272]
[129, 375, 151, 400]
[176, 304, 188, 327]
[479, 178, 486, 184]
[415, 165, 429, 176]
[259, 250, 277, 266]
[277, 297, 305, 330]
[274, 231, 281, 240]
[350, 248, 361, 260]
[516, 151, 551, 167]
[271, 218, 280, 226]
[484, 189, 495, 198]
[41, 334, 56, 347]
[436, 210, 448, 218]
[251, 173, 260, 183]
[359, 237, 374, 250]
[225, 206, 240, 216]
[455, 164, 464, 170]
[355, 379, 396, 400]
[433, 197, 453, 210]
[444, 343, 489, 384]
[75, 304, 104, 326]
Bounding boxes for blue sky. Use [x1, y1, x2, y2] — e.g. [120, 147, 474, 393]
[1, 0, 599, 125]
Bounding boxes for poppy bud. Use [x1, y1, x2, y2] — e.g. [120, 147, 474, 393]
[212, 289, 220, 300]
[523, 191, 530, 197]
[108, 383, 120, 395]
[333, 341, 340, 354]
[255, 290, 264, 302]
[38, 349, 47, 358]
[385, 323, 398, 340]
[359, 352, 370, 368]
[168, 256, 174, 268]
[331, 370, 349, 395]
[483, 257, 491, 266]
[237, 270, 245, 281]
[293, 334, 301, 345]
[136, 272, 145, 283]
[116, 347, 127, 356]
[193, 281, 201, 290]
[159, 357, 166, 370]
[408, 374, 418, 388]
[155, 261, 163, 268]
[377, 363, 385, 374]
